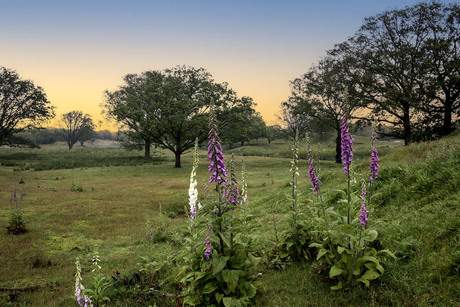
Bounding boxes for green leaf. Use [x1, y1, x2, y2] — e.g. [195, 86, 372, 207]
[222, 270, 240, 293]
[316, 249, 328, 260]
[215, 293, 224, 303]
[329, 264, 344, 278]
[375, 249, 398, 260]
[213, 254, 230, 275]
[238, 281, 257, 298]
[363, 229, 378, 242]
[230, 250, 247, 269]
[309, 243, 323, 249]
[279, 249, 290, 259]
[357, 269, 381, 287]
[330, 281, 343, 290]
[222, 296, 243, 307]
[202, 282, 218, 294]
[337, 246, 350, 254]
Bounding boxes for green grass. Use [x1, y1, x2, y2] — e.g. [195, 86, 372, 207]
[0, 133, 458, 306]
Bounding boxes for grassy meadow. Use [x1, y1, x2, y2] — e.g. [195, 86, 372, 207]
[1, 132, 459, 306]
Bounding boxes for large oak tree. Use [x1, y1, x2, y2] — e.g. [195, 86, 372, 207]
[0, 67, 54, 145]
[103, 66, 236, 167]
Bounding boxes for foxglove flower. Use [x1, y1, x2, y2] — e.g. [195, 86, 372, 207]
[225, 153, 239, 206]
[75, 258, 93, 307]
[12, 188, 17, 203]
[307, 146, 321, 193]
[203, 226, 212, 260]
[240, 159, 249, 205]
[341, 114, 354, 175]
[369, 133, 380, 182]
[189, 138, 201, 227]
[360, 183, 369, 227]
[207, 105, 227, 185]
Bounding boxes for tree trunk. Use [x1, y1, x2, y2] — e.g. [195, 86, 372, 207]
[402, 103, 411, 145]
[68, 143, 73, 150]
[144, 141, 151, 159]
[442, 93, 452, 136]
[174, 151, 181, 168]
[335, 126, 341, 164]
[241, 141, 244, 146]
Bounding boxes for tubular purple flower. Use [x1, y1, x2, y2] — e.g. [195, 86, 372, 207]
[307, 148, 321, 193]
[207, 106, 227, 185]
[203, 227, 212, 260]
[360, 183, 369, 227]
[75, 258, 93, 307]
[341, 114, 354, 175]
[370, 147, 380, 182]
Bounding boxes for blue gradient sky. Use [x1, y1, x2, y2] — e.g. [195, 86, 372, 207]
[1, 0, 429, 129]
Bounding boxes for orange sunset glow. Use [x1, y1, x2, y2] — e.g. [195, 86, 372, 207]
[1, 0, 423, 130]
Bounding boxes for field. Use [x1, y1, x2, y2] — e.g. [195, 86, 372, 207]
[0, 132, 459, 306]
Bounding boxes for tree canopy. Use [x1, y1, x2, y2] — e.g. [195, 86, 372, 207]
[103, 66, 246, 167]
[0, 67, 54, 146]
[286, 2, 460, 149]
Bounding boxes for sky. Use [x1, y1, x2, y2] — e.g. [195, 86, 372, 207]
[1, 0, 430, 130]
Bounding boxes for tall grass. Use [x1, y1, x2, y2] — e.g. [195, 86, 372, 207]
[0, 133, 458, 306]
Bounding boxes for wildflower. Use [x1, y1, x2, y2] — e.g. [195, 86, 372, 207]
[360, 183, 369, 227]
[225, 153, 239, 206]
[189, 138, 201, 227]
[203, 226, 212, 260]
[91, 251, 101, 272]
[207, 104, 227, 185]
[341, 114, 354, 175]
[369, 133, 380, 181]
[240, 159, 249, 205]
[12, 188, 17, 203]
[75, 258, 93, 307]
[307, 142, 321, 193]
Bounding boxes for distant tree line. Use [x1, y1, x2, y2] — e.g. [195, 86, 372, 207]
[283, 2, 460, 162]
[17, 127, 116, 146]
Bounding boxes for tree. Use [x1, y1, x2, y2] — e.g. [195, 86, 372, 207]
[219, 96, 262, 147]
[104, 66, 234, 167]
[284, 55, 365, 162]
[60, 111, 96, 150]
[418, 2, 460, 136]
[336, 2, 460, 144]
[265, 124, 283, 144]
[0, 67, 54, 145]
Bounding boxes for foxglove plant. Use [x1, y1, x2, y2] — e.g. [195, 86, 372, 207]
[207, 106, 227, 186]
[75, 257, 93, 307]
[307, 135, 326, 221]
[7, 188, 26, 235]
[369, 131, 380, 182]
[307, 137, 321, 194]
[341, 114, 354, 175]
[240, 158, 249, 205]
[225, 153, 239, 207]
[189, 138, 201, 227]
[290, 129, 300, 241]
[203, 225, 212, 260]
[341, 113, 354, 224]
[180, 102, 259, 306]
[366, 130, 380, 226]
[360, 183, 369, 227]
